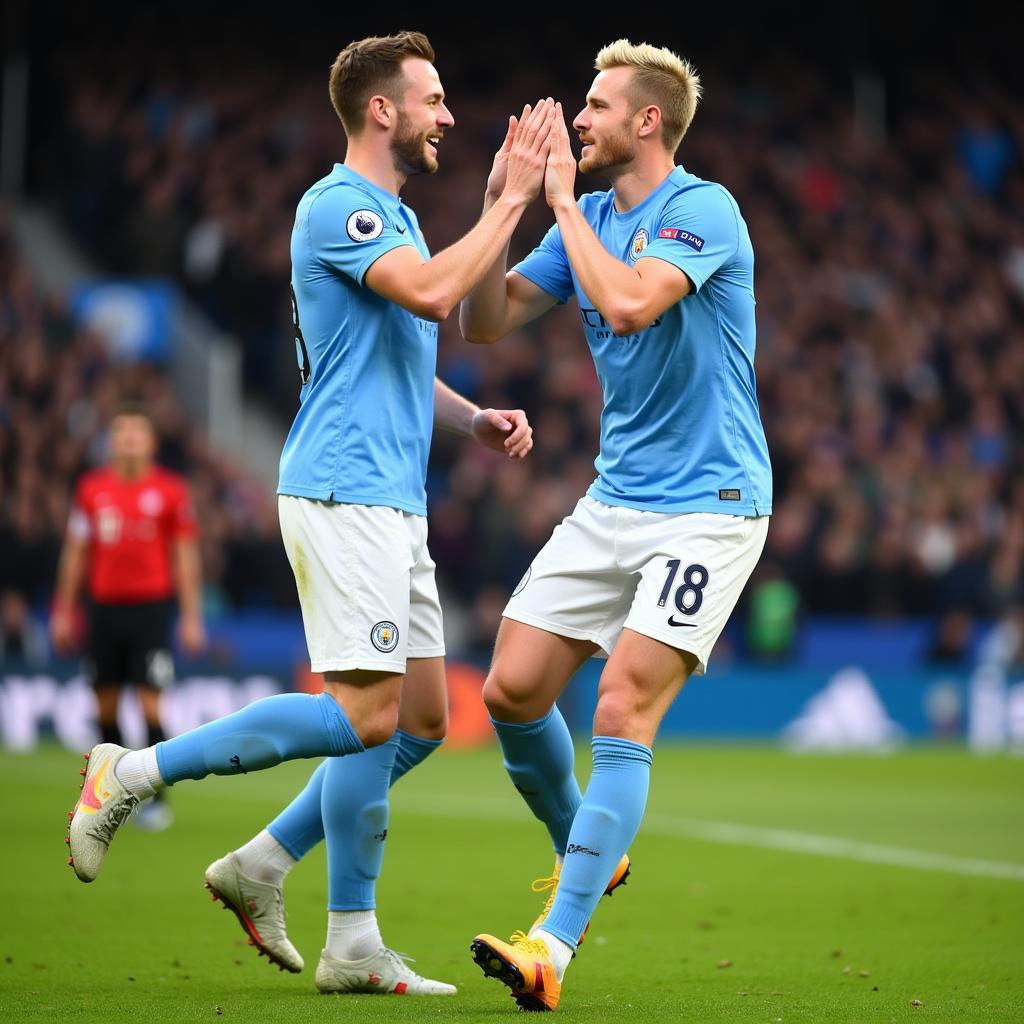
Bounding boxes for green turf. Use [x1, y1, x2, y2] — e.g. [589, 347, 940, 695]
[1, 743, 1021, 1022]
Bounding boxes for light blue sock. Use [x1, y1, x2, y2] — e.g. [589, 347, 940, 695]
[266, 728, 443, 880]
[390, 729, 444, 785]
[491, 707, 581, 855]
[542, 736, 652, 950]
[267, 760, 328, 860]
[155, 692, 363, 785]
[323, 735, 398, 910]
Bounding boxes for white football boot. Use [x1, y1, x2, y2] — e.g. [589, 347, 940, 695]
[66, 744, 139, 883]
[315, 946, 457, 995]
[204, 852, 304, 973]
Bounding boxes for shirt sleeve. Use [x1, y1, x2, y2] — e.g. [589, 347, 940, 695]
[170, 479, 198, 538]
[638, 185, 740, 292]
[307, 184, 417, 285]
[512, 221, 574, 304]
[67, 480, 91, 541]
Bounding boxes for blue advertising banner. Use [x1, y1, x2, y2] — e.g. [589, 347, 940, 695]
[70, 279, 177, 361]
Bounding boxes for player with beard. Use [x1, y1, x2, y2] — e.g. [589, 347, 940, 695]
[67, 32, 556, 996]
[460, 40, 772, 1010]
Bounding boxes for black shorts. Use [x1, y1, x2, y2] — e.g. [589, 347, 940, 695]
[85, 599, 176, 690]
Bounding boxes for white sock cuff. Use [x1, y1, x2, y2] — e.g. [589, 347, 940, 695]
[114, 746, 163, 799]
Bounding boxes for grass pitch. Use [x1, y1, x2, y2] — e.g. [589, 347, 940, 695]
[1, 743, 1021, 1022]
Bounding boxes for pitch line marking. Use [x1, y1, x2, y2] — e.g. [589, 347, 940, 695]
[394, 795, 1024, 882]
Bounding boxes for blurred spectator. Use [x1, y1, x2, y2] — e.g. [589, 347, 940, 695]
[0, 590, 48, 668]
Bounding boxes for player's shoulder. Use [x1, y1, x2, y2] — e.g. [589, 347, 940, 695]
[577, 186, 615, 214]
[664, 169, 740, 214]
[305, 166, 393, 221]
[149, 465, 188, 492]
[75, 466, 111, 494]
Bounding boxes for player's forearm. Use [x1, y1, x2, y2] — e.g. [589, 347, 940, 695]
[53, 542, 87, 611]
[459, 193, 514, 343]
[417, 194, 528, 321]
[551, 197, 648, 335]
[174, 540, 203, 620]
[433, 378, 479, 436]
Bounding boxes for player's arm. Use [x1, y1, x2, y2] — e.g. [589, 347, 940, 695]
[433, 378, 534, 459]
[171, 483, 206, 655]
[365, 102, 557, 322]
[173, 535, 206, 655]
[50, 530, 88, 654]
[545, 107, 691, 336]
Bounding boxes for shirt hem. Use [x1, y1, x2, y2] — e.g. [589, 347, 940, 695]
[586, 484, 771, 517]
[277, 485, 427, 516]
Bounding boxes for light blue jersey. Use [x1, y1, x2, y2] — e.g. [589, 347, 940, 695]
[278, 164, 437, 515]
[514, 166, 772, 516]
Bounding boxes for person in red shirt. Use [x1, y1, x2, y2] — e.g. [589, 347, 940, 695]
[50, 403, 206, 828]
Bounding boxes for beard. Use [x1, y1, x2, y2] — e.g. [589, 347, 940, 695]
[390, 111, 438, 177]
[578, 124, 637, 176]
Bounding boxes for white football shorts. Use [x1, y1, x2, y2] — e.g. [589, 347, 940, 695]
[504, 495, 769, 675]
[278, 495, 445, 673]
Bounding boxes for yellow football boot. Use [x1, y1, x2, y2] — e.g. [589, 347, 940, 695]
[470, 930, 561, 1012]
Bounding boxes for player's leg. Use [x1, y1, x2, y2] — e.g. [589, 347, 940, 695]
[86, 602, 125, 745]
[316, 657, 453, 995]
[67, 497, 404, 883]
[94, 685, 121, 745]
[481, 500, 634, 938]
[316, 514, 454, 995]
[474, 512, 769, 1009]
[209, 660, 449, 978]
[472, 631, 692, 1010]
[526, 514, 771, 1002]
[483, 618, 594, 858]
[132, 602, 175, 830]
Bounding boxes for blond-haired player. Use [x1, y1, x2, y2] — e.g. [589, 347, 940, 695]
[462, 40, 771, 1011]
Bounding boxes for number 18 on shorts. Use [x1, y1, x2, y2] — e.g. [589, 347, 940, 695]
[503, 496, 769, 675]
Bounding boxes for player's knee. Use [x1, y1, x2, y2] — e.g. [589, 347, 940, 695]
[408, 708, 447, 742]
[482, 669, 526, 720]
[354, 704, 400, 749]
[593, 686, 645, 738]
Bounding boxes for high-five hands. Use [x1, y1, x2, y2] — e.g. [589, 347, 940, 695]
[497, 98, 559, 206]
[544, 102, 577, 208]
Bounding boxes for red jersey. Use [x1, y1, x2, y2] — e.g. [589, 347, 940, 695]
[69, 466, 197, 604]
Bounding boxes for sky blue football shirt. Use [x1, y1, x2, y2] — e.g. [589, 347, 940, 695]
[513, 166, 772, 516]
[278, 164, 437, 515]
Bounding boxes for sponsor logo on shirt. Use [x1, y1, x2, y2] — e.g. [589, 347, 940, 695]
[346, 209, 384, 242]
[658, 227, 705, 251]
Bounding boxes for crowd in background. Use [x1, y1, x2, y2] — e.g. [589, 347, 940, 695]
[3, 30, 1022, 662]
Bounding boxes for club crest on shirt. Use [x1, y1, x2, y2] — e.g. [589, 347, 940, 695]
[371, 620, 400, 653]
[629, 228, 649, 262]
[138, 488, 165, 517]
[347, 209, 384, 242]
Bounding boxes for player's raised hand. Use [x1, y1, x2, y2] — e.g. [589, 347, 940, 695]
[471, 408, 534, 459]
[502, 99, 558, 206]
[486, 114, 519, 200]
[544, 103, 577, 208]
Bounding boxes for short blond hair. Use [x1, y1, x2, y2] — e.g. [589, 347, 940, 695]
[595, 39, 701, 152]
